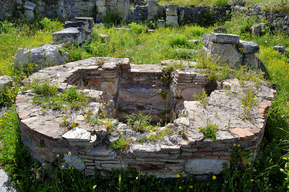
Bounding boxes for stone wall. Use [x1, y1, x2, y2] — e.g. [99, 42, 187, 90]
[234, 4, 289, 35]
[0, 0, 15, 19]
[16, 56, 274, 176]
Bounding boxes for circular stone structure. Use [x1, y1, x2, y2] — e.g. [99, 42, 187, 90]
[16, 57, 274, 177]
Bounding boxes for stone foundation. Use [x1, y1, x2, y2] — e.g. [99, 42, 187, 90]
[17, 57, 274, 176]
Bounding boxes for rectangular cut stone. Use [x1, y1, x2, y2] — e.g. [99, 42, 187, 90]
[150, 153, 169, 158]
[181, 147, 198, 152]
[209, 33, 240, 44]
[185, 159, 227, 174]
[237, 40, 259, 54]
[88, 146, 115, 156]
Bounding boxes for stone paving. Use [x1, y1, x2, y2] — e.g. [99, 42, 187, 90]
[15, 56, 275, 177]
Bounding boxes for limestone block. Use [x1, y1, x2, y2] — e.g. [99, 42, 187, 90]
[64, 21, 89, 32]
[23, 1, 36, 11]
[74, 17, 95, 30]
[130, 142, 161, 153]
[24, 9, 34, 21]
[0, 76, 13, 91]
[185, 159, 228, 174]
[250, 24, 261, 36]
[166, 16, 179, 27]
[157, 20, 165, 27]
[209, 33, 240, 44]
[15, 0, 22, 5]
[202, 34, 210, 47]
[100, 77, 119, 96]
[63, 155, 85, 170]
[62, 128, 91, 141]
[214, 27, 227, 33]
[242, 54, 261, 69]
[109, 131, 120, 143]
[116, 1, 129, 18]
[166, 8, 177, 16]
[96, 0, 106, 6]
[207, 42, 242, 67]
[52, 28, 84, 45]
[273, 45, 288, 54]
[13, 45, 69, 69]
[107, 0, 117, 6]
[237, 40, 260, 54]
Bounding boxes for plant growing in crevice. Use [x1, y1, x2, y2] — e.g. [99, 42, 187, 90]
[239, 87, 258, 120]
[199, 123, 218, 141]
[158, 89, 169, 100]
[110, 133, 130, 151]
[126, 112, 152, 133]
[194, 89, 207, 108]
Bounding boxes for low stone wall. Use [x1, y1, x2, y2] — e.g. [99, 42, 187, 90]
[16, 56, 274, 176]
[0, 0, 15, 19]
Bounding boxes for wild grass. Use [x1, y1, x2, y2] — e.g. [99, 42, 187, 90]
[0, 10, 289, 191]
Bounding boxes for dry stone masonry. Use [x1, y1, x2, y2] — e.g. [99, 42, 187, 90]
[16, 55, 275, 176]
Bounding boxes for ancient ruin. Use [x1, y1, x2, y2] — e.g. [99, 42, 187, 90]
[16, 50, 274, 176]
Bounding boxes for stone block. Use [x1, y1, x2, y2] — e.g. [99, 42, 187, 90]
[23, 1, 36, 11]
[96, 0, 106, 6]
[273, 45, 288, 54]
[207, 42, 242, 67]
[185, 159, 228, 174]
[13, 45, 68, 69]
[0, 76, 13, 91]
[157, 20, 165, 27]
[62, 128, 91, 141]
[166, 16, 179, 27]
[214, 27, 227, 33]
[64, 21, 89, 32]
[24, 9, 34, 21]
[237, 40, 260, 54]
[52, 28, 84, 45]
[209, 33, 240, 44]
[63, 155, 85, 170]
[202, 34, 210, 47]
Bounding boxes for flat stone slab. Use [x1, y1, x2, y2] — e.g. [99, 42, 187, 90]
[52, 28, 83, 45]
[209, 33, 240, 44]
[62, 128, 91, 141]
[237, 40, 260, 54]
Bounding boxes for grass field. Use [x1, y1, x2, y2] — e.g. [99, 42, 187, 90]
[0, 8, 289, 191]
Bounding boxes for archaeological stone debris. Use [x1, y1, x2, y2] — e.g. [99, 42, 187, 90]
[16, 47, 274, 176]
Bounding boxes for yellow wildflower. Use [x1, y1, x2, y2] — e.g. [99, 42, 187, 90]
[179, 186, 182, 189]
[149, 130, 153, 133]
[241, 105, 244, 107]
[251, 179, 254, 182]
[176, 174, 180, 178]
[189, 185, 193, 188]
[212, 175, 216, 180]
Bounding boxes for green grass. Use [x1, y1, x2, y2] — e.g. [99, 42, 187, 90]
[1, 11, 289, 191]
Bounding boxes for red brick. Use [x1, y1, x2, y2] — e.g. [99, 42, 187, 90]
[245, 127, 261, 135]
[206, 156, 219, 159]
[229, 128, 254, 141]
[18, 112, 30, 119]
[219, 156, 231, 160]
[263, 100, 272, 107]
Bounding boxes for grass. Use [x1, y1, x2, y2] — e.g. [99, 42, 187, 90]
[1, 9, 289, 190]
